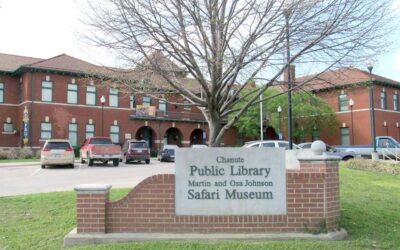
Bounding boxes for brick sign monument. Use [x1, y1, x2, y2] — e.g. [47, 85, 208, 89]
[64, 142, 346, 247]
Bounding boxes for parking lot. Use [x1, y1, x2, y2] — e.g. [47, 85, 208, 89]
[0, 159, 174, 197]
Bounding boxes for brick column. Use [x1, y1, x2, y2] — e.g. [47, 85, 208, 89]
[297, 152, 341, 231]
[74, 184, 111, 233]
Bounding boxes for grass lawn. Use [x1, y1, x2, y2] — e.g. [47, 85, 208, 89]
[0, 164, 399, 249]
[0, 158, 40, 163]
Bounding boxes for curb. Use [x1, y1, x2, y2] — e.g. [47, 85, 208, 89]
[64, 228, 348, 248]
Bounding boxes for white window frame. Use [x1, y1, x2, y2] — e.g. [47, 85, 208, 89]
[110, 125, 120, 143]
[86, 86, 96, 106]
[109, 88, 119, 107]
[41, 81, 53, 102]
[85, 124, 95, 138]
[67, 84, 78, 104]
[40, 122, 52, 140]
[68, 123, 78, 147]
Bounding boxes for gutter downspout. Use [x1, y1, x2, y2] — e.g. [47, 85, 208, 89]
[30, 69, 35, 148]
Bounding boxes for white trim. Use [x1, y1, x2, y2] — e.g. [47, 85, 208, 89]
[0, 100, 134, 111]
[336, 108, 400, 114]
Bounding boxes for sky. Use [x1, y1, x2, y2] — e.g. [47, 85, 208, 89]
[0, 0, 399, 81]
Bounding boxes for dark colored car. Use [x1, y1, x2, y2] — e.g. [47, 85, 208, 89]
[157, 144, 178, 162]
[122, 140, 150, 164]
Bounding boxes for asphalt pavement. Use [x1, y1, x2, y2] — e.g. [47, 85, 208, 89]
[0, 158, 174, 197]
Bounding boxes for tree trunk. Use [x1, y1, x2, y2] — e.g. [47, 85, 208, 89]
[207, 109, 224, 147]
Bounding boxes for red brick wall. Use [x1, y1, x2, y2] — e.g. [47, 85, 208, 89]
[75, 159, 340, 234]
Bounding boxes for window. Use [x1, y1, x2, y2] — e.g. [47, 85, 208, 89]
[85, 124, 95, 138]
[261, 142, 275, 147]
[67, 84, 78, 104]
[340, 127, 350, 145]
[110, 125, 119, 143]
[40, 122, 52, 139]
[381, 90, 387, 109]
[68, 123, 78, 147]
[142, 96, 151, 107]
[109, 88, 119, 107]
[3, 122, 14, 132]
[159, 100, 166, 112]
[0, 83, 4, 103]
[394, 94, 399, 111]
[184, 100, 191, 110]
[130, 95, 135, 109]
[41, 81, 53, 102]
[312, 128, 320, 141]
[86, 86, 96, 105]
[338, 93, 348, 112]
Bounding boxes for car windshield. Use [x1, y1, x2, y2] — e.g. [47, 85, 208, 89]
[131, 142, 148, 148]
[90, 138, 113, 145]
[165, 148, 175, 155]
[45, 142, 71, 150]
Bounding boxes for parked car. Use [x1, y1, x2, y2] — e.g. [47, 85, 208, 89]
[335, 136, 400, 159]
[158, 144, 179, 162]
[40, 139, 75, 169]
[122, 140, 150, 164]
[191, 144, 208, 148]
[243, 140, 301, 149]
[297, 142, 356, 161]
[80, 137, 122, 167]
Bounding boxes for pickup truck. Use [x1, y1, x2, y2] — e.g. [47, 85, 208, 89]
[80, 137, 122, 166]
[335, 136, 400, 159]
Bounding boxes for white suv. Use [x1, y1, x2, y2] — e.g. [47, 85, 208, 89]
[40, 139, 75, 169]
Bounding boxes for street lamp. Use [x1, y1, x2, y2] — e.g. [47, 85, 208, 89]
[349, 98, 354, 145]
[100, 95, 106, 136]
[396, 122, 400, 140]
[367, 59, 378, 159]
[277, 106, 282, 140]
[284, 2, 293, 149]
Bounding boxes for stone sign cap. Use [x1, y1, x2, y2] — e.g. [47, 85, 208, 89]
[74, 184, 112, 193]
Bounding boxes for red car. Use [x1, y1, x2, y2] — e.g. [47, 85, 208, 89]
[80, 137, 122, 167]
[122, 140, 150, 164]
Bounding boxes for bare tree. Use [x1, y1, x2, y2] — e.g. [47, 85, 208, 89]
[83, 0, 396, 146]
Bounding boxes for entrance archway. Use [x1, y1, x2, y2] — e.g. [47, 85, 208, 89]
[190, 129, 205, 145]
[136, 126, 155, 149]
[164, 127, 182, 146]
[265, 126, 278, 140]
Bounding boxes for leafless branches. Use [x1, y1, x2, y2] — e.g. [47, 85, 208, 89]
[83, 0, 397, 146]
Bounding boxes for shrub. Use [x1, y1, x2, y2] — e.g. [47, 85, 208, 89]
[19, 148, 34, 159]
[341, 159, 399, 176]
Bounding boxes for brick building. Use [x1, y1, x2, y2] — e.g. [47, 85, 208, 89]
[0, 53, 239, 152]
[298, 67, 400, 145]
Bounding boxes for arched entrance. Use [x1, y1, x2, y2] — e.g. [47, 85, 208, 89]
[136, 126, 155, 149]
[265, 126, 278, 140]
[164, 127, 182, 146]
[190, 129, 205, 145]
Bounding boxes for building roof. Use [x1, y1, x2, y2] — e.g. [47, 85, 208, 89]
[0, 53, 43, 72]
[297, 67, 400, 91]
[22, 53, 102, 75]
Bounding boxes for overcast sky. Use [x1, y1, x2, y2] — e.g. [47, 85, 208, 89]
[0, 0, 399, 81]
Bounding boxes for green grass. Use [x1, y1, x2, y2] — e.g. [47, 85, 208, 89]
[0, 166, 399, 250]
[0, 158, 40, 163]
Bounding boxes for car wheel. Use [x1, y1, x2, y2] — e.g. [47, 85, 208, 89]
[342, 156, 354, 161]
[69, 164, 75, 168]
[113, 159, 119, 167]
[80, 156, 85, 164]
[88, 159, 94, 166]
[41, 165, 46, 169]
[145, 159, 150, 164]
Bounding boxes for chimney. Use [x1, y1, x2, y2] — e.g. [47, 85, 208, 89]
[283, 65, 296, 83]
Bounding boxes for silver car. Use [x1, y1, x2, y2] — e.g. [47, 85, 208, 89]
[243, 140, 301, 149]
[297, 142, 356, 161]
[40, 139, 75, 168]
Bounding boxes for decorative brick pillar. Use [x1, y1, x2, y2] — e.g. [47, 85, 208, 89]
[74, 184, 111, 233]
[297, 145, 341, 231]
